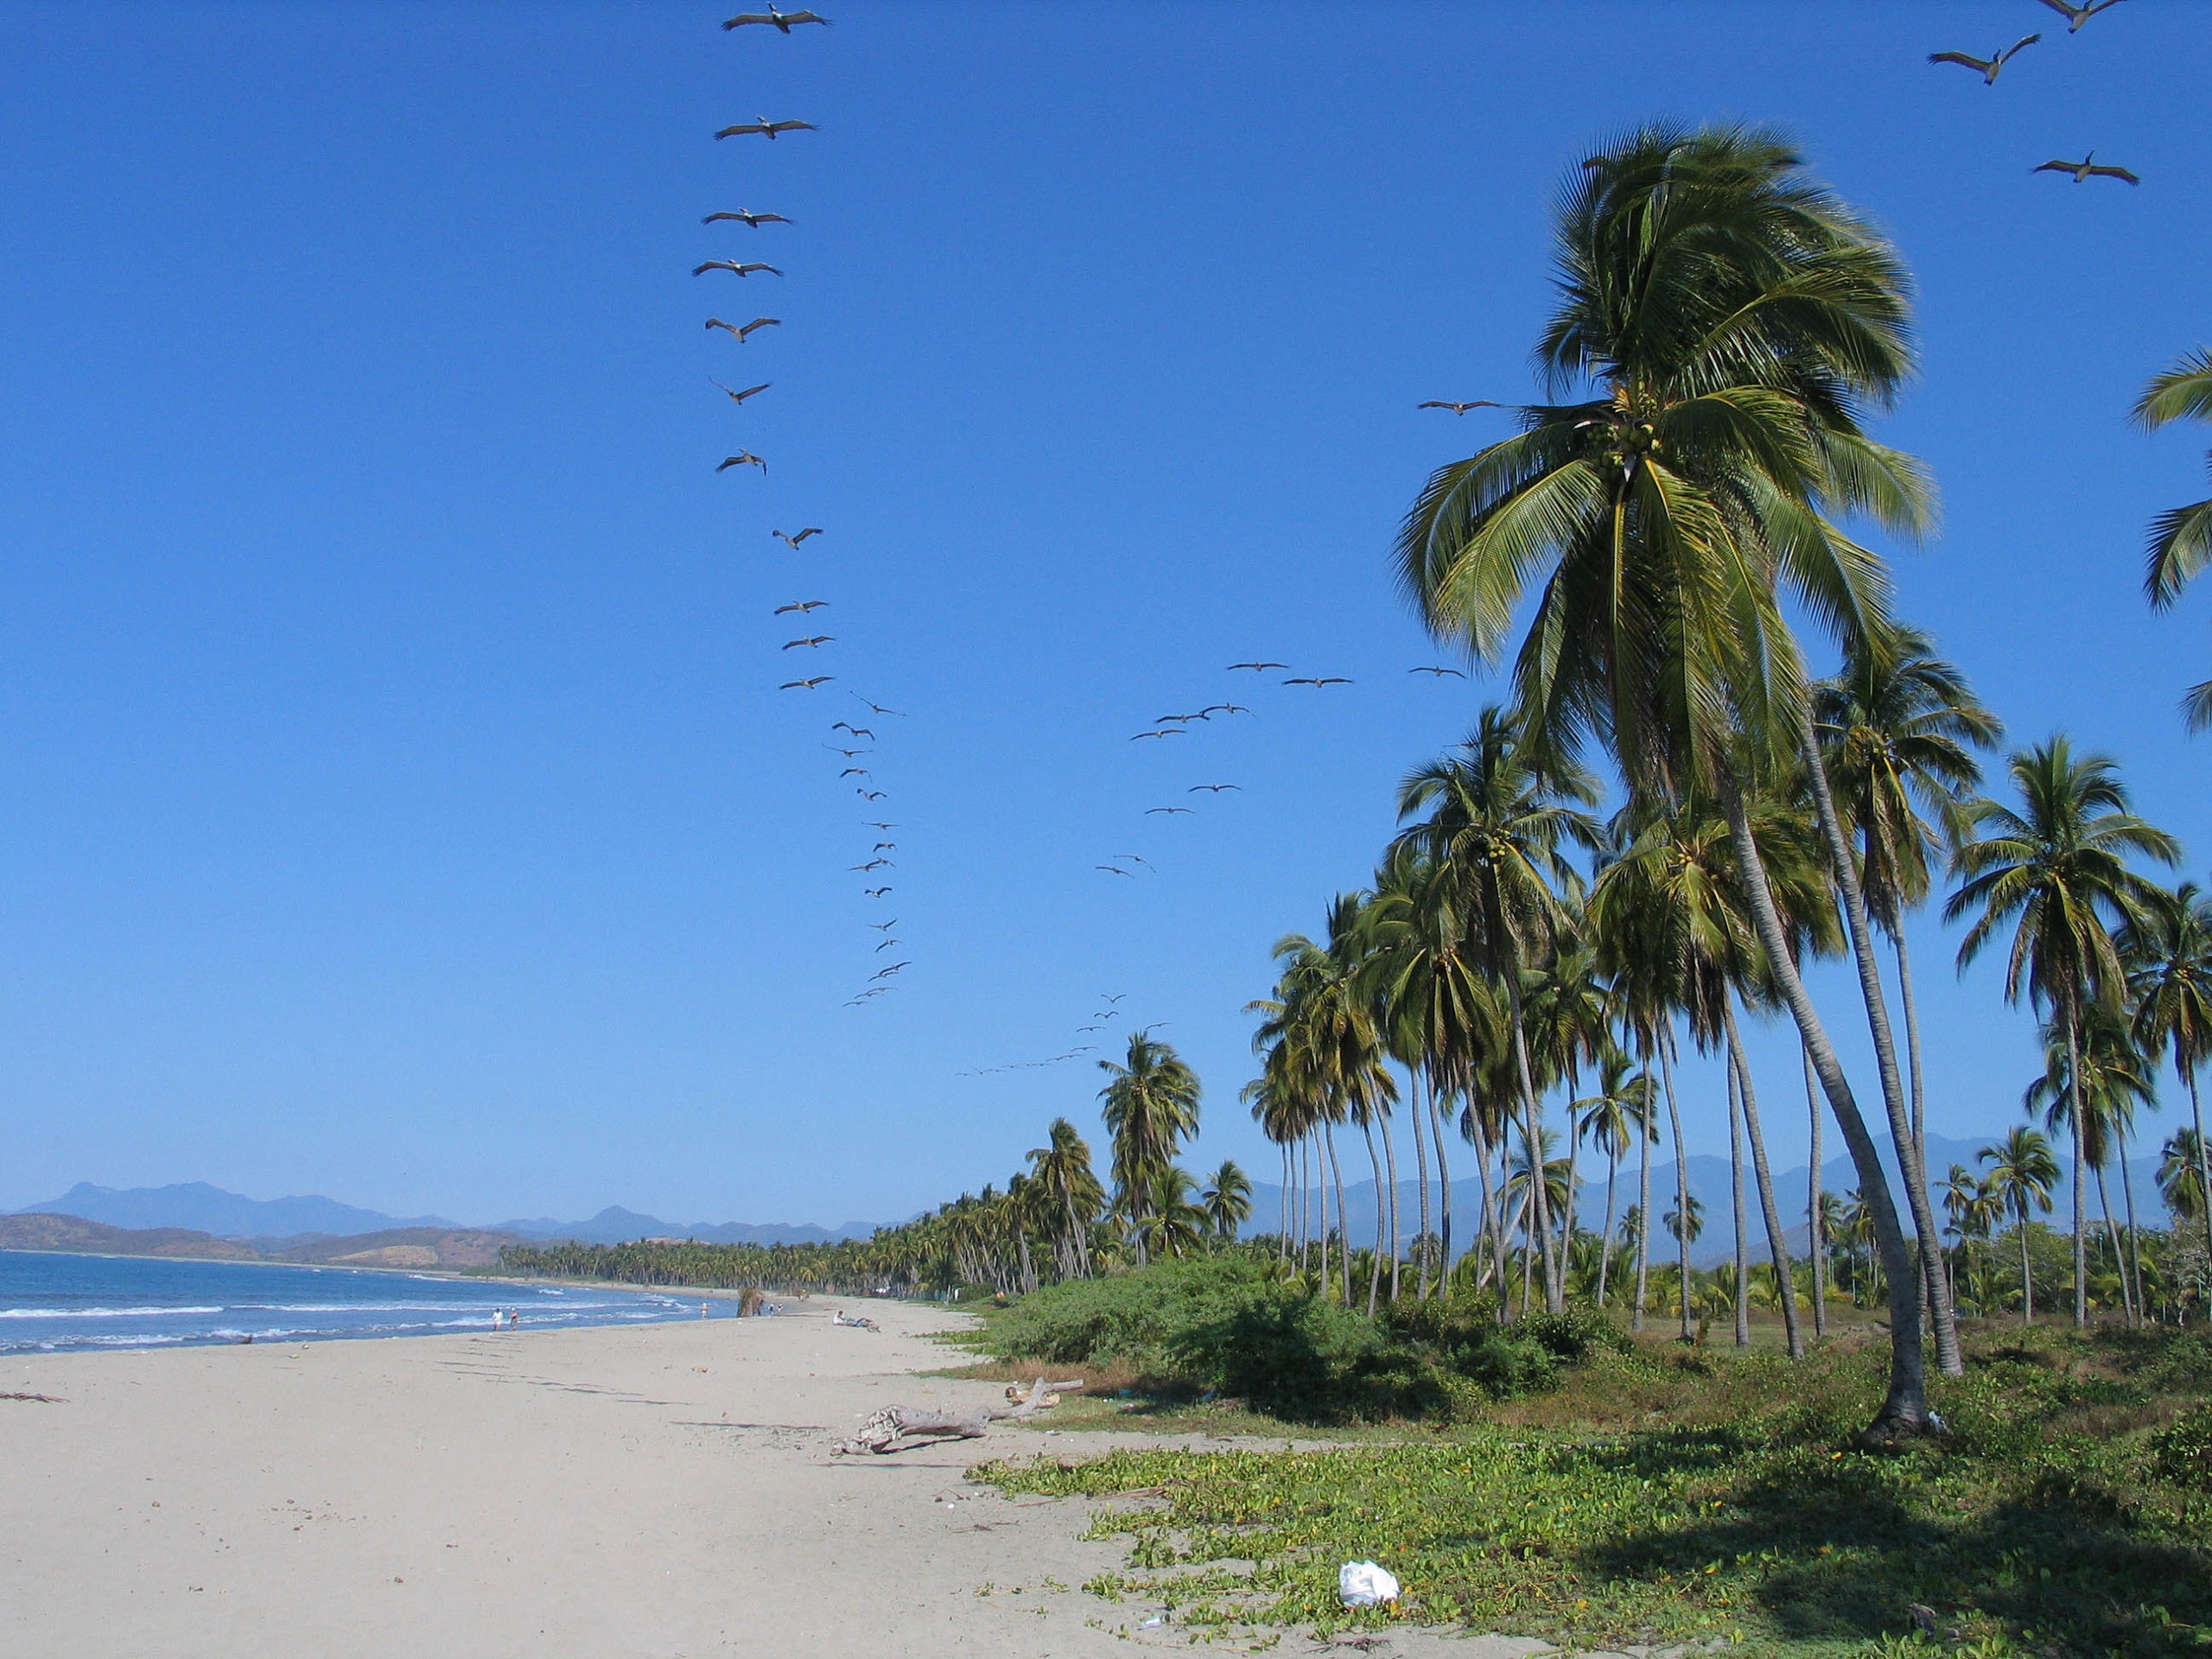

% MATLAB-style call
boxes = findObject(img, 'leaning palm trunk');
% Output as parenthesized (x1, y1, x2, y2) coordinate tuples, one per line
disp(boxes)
(1380, 1110, 1404, 1303)
(2094, 1160, 2131, 1324)
(2016, 1198, 2036, 1326)
(1429, 1085, 1454, 1285)
(1719, 767, 1929, 1433)
(1725, 1001, 1803, 1357)
(1595, 1144, 1620, 1310)
(1466, 1109, 1510, 1322)
(2119, 1130, 2146, 1321)
(1894, 926, 1937, 1344)
(1562, 1094, 1583, 1294)
(1805, 1045, 1827, 1338)
(1728, 1052, 1750, 1347)
(1660, 1033, 1694, 1343)
(1795, 715, 1962, 1379)
(1506, 989, 1563, 1313)
(1633, 1056, 1655, 1332)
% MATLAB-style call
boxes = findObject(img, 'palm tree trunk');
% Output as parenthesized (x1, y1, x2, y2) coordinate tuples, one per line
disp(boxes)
(1505, 979, 1563, 1313)
(2018, 1198, 2035, 1327)
(1380, 1109, 1404, 1303)
(1325, 1122, 1351, 1306)
(2117, 1123, 2145, 1320)
(1727, 1045, 1750, 1348)
(1804, 1045, 1827, 1340)
(1726, 1001, 1804, 1357)
(1596, 1145, 1620, 1310)
(1361, 1118, 1386, 1317)
(2094, 1159, 2130, 1324)
(2064, 998, 2088, 1328)
(1315, 1132, 1329, 1292)
(1277, 1144, 1290, 1269)
(1430, 1084, 1455, 1287)
(1660, 1032, 1694, 1343)
(1467, 1108, 1509, 1322)
(1795, 715, 1962, 1379)
(1409, 1071, 1433, 1299)
(1633, 1055, 1655, 1332)
(1563, 1097, 1583, 1297)
(1717, 764, 1930, 1433)
(2190, 1064, 2212, 1262)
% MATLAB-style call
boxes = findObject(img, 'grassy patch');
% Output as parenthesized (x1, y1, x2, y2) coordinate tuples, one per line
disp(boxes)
(975, 1326, 2212, 1656)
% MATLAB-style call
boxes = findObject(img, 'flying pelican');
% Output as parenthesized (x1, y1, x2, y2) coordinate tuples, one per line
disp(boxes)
(2036, 0, 2125, 31)
(715, 117, 819, 140)
(1928, 35, 2040, 83)
(1417, 399, 1503, 414)
(868, 918, 898, 931)
(780, 676, 832, 690)
(1129, 729, 1185, 741)
(1282, 676, 1352, 687)
(2034, 152, 2140, 184)
(1146, 806, 1195, 815)
(874, 938, 901, 951)
(722, 7, 830, 30)
(1189, 783, 1242, 792)
(773, 599, 827, 615)
(1154, 712, 1208, 723)
(702, 209, 792, 227)
(870, 963, 910, 980)
(717, 452, 767, 474)
(781, 635, 832, 650)
(832, 722, 873, 738)
(714, 379, 771, 405)
(1227, 661, 1287, 672)
(824, 746, 866, 758)
(1408, 665, 1467, 678)
(1200, 703, 1250, 716)
(839, 767, 871, 779)
(864, 821, 899, 830)
(773, 527, 824, 547)
(1095, 865, 1135, 877)
(1112, 854, 1153, 869)
(852, 696, 904, 716)
(858, 789, 887, 801)
(864, 886, 893, 898)
(693, 260, 784, 278)
(872, 842, 896, 852)
(851, 858, 892, 872)
(706, 316, 780, 341)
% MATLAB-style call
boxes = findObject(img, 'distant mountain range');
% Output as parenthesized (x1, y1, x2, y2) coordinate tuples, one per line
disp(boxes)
(1240, 1130, 2182, 1268)
(10, 1182, 880, 1247)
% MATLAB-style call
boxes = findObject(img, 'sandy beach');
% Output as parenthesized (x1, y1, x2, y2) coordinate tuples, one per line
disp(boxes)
(0, 1296, 1159, 1656)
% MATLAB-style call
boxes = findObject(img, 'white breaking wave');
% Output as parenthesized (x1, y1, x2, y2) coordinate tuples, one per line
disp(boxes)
(0, 1305, 225, 1319)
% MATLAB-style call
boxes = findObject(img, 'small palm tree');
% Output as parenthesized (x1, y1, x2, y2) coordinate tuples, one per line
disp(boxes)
(1097, 1032, 1203, 1268)
(2160, 1128, 2210, 1224)
(1948, 736, 2179, 1324)
(1573, 1043, 1656, 1310)
(1200, 1160, 1253, 1242)
(1980, 1126, 2060, 1326)
(2133, 347, 2212, 726)
(1027, 1117, 1106, 1281)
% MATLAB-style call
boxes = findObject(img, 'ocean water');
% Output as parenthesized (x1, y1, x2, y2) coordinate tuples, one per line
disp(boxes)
(0, 1250, 699, 1354)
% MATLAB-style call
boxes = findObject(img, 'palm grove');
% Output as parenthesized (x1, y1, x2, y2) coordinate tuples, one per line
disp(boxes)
(505, 126, 2212, 1443)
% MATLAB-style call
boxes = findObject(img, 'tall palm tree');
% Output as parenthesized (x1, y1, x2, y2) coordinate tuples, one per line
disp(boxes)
(1395, 708, 1597, 1313)
(2122, 880, 2212, 1261)
(1201, 1160, 1253, 1242)
(1096, 1031, 1203, 1268)
(2025, 1001, 2157, 1324)
(1573, 1043, 1655, 1310)
(1979, 1126, 2059, 1326)
(1027, 1117, 1106, 1281)
(1398, 123, 1948, 1434)
(1948, 737, 2178, 1324)
(2133, 348, 2212, 728)
(1815, 626, 1999, 1353)
(2160, 1128, 2210, 1226)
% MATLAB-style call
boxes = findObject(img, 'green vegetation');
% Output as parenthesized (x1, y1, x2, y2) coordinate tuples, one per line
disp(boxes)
(977, 1327, 2212, 1656)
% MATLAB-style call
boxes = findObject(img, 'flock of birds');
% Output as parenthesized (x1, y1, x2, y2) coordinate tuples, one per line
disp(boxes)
(1929, 0, 2143, 186)
(708, 8, 915, 1011)
(702, 0, 2149, 1058)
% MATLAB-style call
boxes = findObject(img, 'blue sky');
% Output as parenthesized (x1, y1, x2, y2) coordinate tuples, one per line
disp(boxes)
(2, 1, 2208, 1228)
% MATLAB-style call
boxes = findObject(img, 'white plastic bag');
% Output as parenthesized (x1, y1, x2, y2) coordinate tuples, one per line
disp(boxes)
(1338, 1560, 1400, 1607)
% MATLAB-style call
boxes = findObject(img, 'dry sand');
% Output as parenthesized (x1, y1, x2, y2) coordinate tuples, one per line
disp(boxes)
(0, 1295, 1554, 1659)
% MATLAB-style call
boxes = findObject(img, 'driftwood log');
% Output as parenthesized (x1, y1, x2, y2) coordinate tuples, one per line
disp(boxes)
(832, 1375, 1084, 1455)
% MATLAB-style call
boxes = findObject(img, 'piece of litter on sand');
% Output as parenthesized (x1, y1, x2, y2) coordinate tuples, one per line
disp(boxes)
(1140, 1614, 1164, 1628)
(1338, 1560, 1400, 1607)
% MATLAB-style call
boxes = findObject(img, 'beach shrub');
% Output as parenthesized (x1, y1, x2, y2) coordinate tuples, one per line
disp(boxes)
(2151, 1402, 2212, 1490)
(975, 1255, 1279, 1376)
